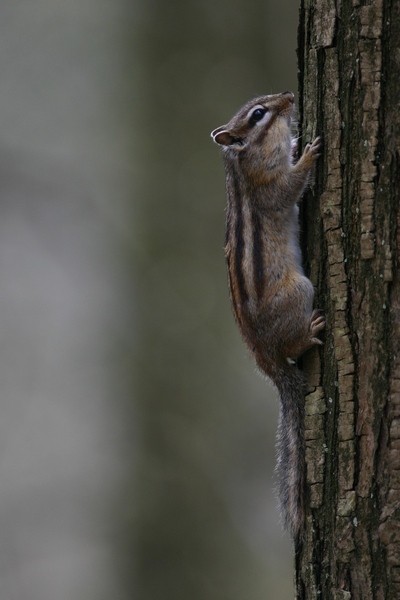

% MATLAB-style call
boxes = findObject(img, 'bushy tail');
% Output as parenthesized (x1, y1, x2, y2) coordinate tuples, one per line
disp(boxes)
(274, 364, 306, 540)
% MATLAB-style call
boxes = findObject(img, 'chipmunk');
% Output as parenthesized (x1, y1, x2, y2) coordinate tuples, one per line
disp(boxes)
(210, 91, 325, 539)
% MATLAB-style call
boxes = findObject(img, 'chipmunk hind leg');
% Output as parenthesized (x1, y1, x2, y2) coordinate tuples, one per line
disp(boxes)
(281, 309, 325, 360)
(270, 276, 324, 359)
(309, 309, 325, 346)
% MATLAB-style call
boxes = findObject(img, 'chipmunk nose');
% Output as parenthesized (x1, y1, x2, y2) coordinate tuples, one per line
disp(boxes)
(282, 91, 295, 103)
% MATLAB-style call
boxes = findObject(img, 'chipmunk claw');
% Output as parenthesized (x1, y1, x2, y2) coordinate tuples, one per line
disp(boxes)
(304, 136, 322, 158)
(310, 309, 325, 340)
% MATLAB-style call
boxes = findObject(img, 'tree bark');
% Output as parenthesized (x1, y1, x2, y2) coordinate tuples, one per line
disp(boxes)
(297, 0, 400, 598)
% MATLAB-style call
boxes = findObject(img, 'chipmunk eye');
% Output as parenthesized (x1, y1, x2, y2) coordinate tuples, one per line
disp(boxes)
(249, 107, 268, 125)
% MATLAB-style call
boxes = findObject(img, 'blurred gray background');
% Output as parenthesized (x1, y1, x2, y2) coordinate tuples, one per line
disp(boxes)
(0, 1, 298, 599)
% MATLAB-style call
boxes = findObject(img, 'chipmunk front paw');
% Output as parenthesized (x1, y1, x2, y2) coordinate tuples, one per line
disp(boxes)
(303, 136, 322, 160)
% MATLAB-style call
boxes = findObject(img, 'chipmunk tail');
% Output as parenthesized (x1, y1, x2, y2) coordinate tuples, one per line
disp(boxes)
(274, 363, 306, 541)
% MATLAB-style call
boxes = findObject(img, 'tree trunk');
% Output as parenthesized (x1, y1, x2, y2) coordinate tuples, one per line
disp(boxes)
(297, 0, 400, 597)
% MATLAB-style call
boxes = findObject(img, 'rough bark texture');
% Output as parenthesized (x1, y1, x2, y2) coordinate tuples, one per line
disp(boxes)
(297, 0, 400, 598)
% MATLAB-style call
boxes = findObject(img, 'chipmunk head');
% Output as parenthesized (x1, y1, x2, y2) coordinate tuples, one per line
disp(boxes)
(210, 92, 295, 172)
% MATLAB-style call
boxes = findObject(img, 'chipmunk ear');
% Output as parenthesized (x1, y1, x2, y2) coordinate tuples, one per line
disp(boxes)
(211, 126, 242, 147)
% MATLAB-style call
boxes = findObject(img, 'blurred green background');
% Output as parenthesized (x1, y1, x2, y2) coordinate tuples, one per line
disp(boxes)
(0, 1, 298, 598)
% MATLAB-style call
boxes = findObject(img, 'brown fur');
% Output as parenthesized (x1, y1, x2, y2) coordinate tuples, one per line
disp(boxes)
(211, 92, 325, 539)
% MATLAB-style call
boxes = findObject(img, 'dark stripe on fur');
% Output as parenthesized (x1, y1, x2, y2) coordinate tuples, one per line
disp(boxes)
(225, 205, 231, 251)
(232, 169, 248, 305)
(251, 208, 264, 301)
